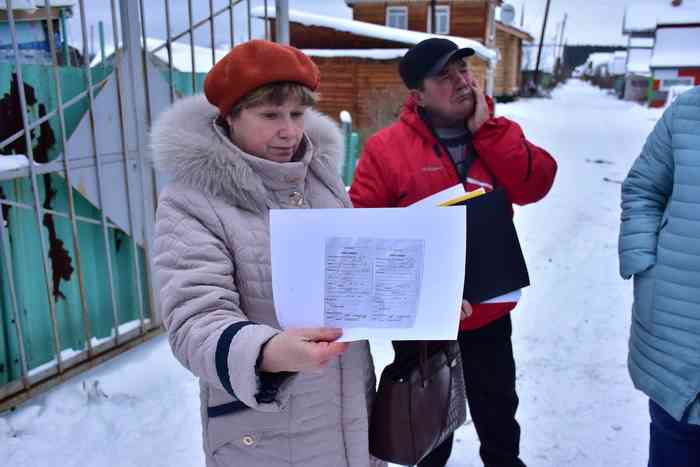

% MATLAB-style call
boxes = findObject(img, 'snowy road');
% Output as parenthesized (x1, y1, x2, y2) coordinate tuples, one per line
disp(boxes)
(0, 80, 664, 467)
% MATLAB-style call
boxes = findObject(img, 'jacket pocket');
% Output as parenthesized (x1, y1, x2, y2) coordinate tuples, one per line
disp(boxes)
(633, 265, 657, 324)
(205, 404, 290, 457)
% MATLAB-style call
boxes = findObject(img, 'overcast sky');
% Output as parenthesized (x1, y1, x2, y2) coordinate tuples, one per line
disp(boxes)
(64, 0, 680, 54)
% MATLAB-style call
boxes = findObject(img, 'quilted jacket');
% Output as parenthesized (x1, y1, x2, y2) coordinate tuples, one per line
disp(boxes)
(619, 86, 700, 424)
(151, 95, 384, 466)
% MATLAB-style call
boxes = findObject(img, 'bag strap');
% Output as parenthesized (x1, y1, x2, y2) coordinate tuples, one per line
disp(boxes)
(418, 342, 429, 387)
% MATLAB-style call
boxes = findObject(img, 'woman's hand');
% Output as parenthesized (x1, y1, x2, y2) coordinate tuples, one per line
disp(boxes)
(259, 327, 349, 373)
(460, 300, 473, 320)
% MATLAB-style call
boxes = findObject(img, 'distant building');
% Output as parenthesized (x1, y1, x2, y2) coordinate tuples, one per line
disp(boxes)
(581, 52, 615, 88)
(609, 50, 628, 97)
(0, 0, 78, 65)
(624, 38, 653, 102)
(622, 0, 700, 105)
(649, 24, 700, 106)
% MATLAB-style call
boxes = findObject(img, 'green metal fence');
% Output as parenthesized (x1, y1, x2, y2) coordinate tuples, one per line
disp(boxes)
(0, 62, 150, 387)
(0, 0, 286, 409)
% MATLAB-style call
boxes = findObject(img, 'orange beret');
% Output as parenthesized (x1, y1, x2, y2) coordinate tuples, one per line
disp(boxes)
(204, 40, 320, 115)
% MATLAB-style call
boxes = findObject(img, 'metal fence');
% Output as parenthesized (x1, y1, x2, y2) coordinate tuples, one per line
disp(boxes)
(0, 0, 287, 411)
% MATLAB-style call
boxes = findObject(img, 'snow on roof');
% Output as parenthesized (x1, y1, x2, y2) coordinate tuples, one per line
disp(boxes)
(623, 1, 700, 33)
(578, 52, 614, 77)
(90, 37, 229, 73)
(251, 6, 498, 63)
(495, 20, 533, 41)
(650, 26, 700, 68)
(627, 47, 652, 75)
(628, 37, 654, 48)
(495, 4, 534, 39)
(302, 48, 408, 60)
(146, 38, 229, 73)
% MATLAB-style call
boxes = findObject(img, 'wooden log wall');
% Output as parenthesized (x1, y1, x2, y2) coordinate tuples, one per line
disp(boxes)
(494, 27, 522, 96)
(312, 55, 488, 131)
(352, 1, 488, 40)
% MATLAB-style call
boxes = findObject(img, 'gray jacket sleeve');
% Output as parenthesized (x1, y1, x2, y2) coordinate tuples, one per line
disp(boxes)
(154, 189, 291, 411)
(619, 103, 675, 279)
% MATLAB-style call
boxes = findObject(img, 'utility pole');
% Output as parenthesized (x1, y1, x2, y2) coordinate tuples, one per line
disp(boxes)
(558, 13, 568, 62)
(533, 0, 552, 91)
(520, 0, 526, 28)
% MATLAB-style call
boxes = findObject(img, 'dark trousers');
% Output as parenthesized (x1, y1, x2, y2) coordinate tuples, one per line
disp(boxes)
(648, 399, 700, 467)
(418, 314, 526, 467)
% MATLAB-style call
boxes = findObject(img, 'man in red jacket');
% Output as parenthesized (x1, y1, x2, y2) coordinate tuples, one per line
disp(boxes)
(350, 38, 557, 467)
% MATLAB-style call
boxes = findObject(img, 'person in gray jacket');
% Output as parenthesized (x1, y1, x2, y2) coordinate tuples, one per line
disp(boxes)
(151, 40, 383, 467)
(619, 86, 700, 467)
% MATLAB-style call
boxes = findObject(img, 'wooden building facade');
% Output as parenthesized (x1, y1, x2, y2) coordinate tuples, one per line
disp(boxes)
(351, 0, 492, 39)
(494, 21, 530, 98)
(310, 53, 488, 132)
(346, 0, 532, 98)
(257, 7, 495, 131)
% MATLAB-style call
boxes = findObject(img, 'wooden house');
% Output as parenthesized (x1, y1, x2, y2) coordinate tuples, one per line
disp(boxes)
(347, 0, 532, 98)
(0, 0, 78, 65)
(649, 24, 700, 106)
(622, 0, 700, 106)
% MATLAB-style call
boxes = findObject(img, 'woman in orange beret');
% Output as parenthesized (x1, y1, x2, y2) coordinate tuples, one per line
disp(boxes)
(150, 40, 383, 467)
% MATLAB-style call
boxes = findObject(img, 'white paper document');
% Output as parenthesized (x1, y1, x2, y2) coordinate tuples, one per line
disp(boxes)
(324, 237, 424, 328)
(270, 208, 466, 341)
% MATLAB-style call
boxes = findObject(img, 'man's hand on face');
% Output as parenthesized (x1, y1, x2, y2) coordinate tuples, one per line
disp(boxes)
(467, 78, 489, 134)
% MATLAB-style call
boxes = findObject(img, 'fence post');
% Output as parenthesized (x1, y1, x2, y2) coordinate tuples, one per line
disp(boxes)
(346, 132, 359, 186)
(120, 0, 159, 327)
(339, 111, 352, 186)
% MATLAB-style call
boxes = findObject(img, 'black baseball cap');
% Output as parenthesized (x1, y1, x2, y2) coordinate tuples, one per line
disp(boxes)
(399, 38, 475, 89)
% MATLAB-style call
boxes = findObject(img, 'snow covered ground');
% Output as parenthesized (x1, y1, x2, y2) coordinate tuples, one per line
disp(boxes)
(0, 80, 665, 467)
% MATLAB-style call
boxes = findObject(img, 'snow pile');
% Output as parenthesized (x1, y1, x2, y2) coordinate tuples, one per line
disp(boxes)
(581, 52, 614, 77)
(250, 6, 498, 63)
(623, 0, 700, 33)
(627, 47, 653, 75)
(650, 26, 700, 68)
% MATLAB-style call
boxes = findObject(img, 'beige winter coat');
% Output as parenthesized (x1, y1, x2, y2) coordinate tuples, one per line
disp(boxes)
(151, 96, 382, 467)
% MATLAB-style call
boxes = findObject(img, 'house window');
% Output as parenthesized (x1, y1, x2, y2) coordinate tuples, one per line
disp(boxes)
(427, 5, 450, 34)
(386, 6, 408, 30)
(659, 77, 693, 90)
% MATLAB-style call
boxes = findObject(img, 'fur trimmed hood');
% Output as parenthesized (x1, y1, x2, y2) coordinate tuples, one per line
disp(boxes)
(150, 95, 345, 212)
